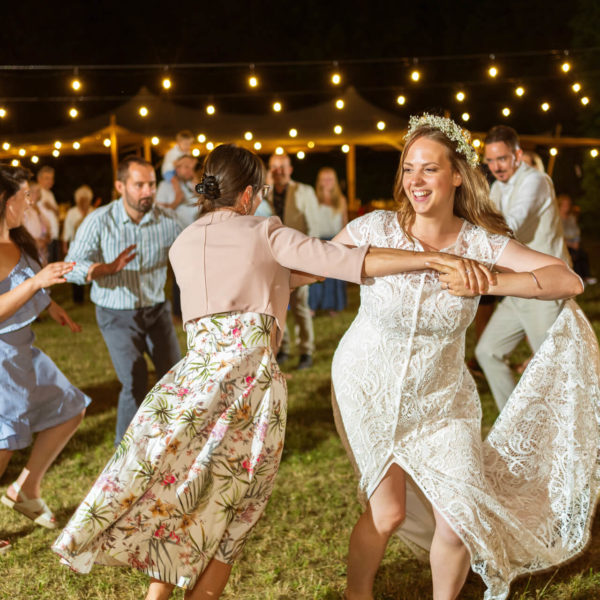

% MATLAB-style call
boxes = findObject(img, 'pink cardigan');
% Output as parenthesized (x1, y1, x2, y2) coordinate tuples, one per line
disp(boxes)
(169, 211, 368, 344)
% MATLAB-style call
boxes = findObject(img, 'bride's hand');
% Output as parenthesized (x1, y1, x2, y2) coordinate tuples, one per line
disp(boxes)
(425, 255, 496, 296)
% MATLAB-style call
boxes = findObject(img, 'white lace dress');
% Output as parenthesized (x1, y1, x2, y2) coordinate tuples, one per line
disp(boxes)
(331, 210, 600, 600)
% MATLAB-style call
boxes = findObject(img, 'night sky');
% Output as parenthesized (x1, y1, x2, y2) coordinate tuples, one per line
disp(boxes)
(0, 0, 597, 202)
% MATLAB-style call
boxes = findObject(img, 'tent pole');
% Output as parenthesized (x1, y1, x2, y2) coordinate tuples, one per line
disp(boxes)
(143, 137, 152, 162)
(346, 144, 357, 215)
(109, 114, 119, 181)
(546, 123, 562, 178)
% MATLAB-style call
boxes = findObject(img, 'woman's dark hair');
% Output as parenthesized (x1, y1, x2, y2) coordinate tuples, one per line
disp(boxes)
(0, 164, 41, 264)
(196, 144, 265, 212)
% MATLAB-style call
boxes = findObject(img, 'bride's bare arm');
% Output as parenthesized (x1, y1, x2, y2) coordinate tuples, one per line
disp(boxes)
(487, 240, 583, 300)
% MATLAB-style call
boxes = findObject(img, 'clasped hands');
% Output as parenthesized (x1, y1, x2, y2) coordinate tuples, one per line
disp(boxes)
(425, 254, 496, 297)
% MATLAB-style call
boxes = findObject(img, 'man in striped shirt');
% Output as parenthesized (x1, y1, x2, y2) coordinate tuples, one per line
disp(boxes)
(65, 156, 182, 445)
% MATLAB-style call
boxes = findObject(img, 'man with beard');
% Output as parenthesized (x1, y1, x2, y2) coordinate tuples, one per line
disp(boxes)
(474, 125, 569, 412)
(65, 156, 181, 444)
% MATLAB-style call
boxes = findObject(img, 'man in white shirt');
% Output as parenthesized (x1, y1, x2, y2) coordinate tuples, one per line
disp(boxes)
(255, 152, 320, 369)
(156, 154, 199, 229)
(475, 125, 570, 411)
(37, 166, 61, 262)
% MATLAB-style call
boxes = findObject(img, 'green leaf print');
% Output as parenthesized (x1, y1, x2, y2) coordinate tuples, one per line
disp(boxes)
(147, 397, 175, 425)
(247, 315, 271, 346)
(109, 429, 133, 465)
(148, 536, 177, 584)
(78, 498, 112, 529)
(132, 460, 156, 486)
(177, 469, 214, 514)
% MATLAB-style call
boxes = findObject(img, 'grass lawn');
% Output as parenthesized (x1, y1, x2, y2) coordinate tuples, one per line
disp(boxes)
(1, 255, 600, 599)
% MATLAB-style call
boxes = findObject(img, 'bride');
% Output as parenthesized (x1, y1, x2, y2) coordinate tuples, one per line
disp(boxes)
(331, 114, 598, 600)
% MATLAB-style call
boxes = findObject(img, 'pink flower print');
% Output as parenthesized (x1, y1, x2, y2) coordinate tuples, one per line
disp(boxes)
(232, 327, 241, 337)
(177, 388, 190, 398)
(169, 532, 180, 544)
(245, 376, 254, 385)
(242, 459, 254, 475)
(154, 524, 166, 538)
(161, 474, 176, 486)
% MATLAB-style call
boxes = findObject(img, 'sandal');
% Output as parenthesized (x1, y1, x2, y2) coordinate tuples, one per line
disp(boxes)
(1, 482, 57, 529)
(0, 540, 11, 555)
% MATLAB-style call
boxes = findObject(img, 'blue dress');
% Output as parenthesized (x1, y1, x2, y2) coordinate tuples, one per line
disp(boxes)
(0, 253, 91, 450)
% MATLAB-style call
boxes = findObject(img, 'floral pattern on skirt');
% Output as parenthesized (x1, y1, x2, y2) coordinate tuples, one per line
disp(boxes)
(52, 312, 287, 589)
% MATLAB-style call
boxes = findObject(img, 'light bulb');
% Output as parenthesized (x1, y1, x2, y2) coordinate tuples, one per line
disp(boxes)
(341, 144, 350, 153)
(461, 112, 470, 122)
(335, 99, 345, 109)
(253, 141, 262, 150)
(410, 70, 420, 82)
(488, 66, 498, 78)
(456, 91, 465, 102)
(289, 128, 298, 138)
(162, 77, 172, 90)
(334, 125, 343, 134)
(297, 151, 305, 159)
(376, 121, 386, 130)
(71, 78, 81, 91)
(549, 147, 558, 156)
(73, 142, 81, 150)
(151, 136, 160, 145)
(206, 104, 215, 115)
(515, 86, 525, 97)
(139, 106, 149, 117)
(103, 138, 111, 147)
(197, 134, 206, 143)
(331, 72, 341, 85)
(502, 107, 511, 117)
(69, 107, 78, 118)
(272, 101, 282, 112)
(396, 95, 406, 105)
(244, 131, 253, 141)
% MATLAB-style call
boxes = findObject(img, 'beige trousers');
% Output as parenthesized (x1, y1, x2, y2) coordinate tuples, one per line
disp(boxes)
(280, 284, 314, 355)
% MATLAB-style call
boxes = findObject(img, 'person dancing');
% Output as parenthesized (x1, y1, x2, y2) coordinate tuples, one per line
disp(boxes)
(51, 144, 461, 599)
(331, 114, 596, 600)
(0, 166, 90, 554)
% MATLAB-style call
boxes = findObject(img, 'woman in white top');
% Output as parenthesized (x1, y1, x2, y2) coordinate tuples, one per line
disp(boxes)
(331, 114, 595, 600)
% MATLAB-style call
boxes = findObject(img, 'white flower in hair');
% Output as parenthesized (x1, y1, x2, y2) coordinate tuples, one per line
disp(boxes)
(406, 113, 479, 168)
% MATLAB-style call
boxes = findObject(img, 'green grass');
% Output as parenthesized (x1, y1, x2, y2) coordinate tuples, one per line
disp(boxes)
(1, 255, 600, 599)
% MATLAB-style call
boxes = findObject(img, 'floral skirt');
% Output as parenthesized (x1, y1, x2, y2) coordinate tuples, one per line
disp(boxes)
(52, 312, 287, 589)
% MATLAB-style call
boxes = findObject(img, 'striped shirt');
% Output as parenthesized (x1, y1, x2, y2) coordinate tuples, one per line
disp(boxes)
(65, 199, 181, 309)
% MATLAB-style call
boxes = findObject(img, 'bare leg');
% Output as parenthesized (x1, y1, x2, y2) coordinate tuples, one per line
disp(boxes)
(145, 579, 175, 600)
(0, 450, 14, 480)
(5, 411, 85, 501)
(430, 508, 470, 600)
(345, 464, 406, 600)
(184, 558, 232, 599)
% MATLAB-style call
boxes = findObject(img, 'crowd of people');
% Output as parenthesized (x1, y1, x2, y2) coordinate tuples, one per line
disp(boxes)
(0, 118, 599, 600)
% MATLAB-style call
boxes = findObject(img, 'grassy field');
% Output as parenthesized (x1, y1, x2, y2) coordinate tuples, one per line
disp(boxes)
(1, 258, 600, 599)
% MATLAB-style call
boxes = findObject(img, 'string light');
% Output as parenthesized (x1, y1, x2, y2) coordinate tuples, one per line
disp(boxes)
(206, 104, 216, 115)
(515, 86, 525, 96)
(18, 148, 25, 156)
(139, 106, 149, 117)
(248, 75, 259, 88)
(0, 108, 6, 118)
(54, 141, 62, 149)
(103, 138, 111, 147)
(572, 82, 581, 93)
(501, 107, 511, 117)
(488, 66, 498, 78)
(549, 147, 558, 156)
(297, 151, 305, 159)
(461, 112, 470, 121)
(561, 61, 571, 73)
(244, 131, 253, 141)
(410, 70, 420, 82)
(2, 142, 9, 150)
(206, 142, 214, 150)
(289, 128, 298, 138)
(69, 107, 78, 118)
(376, 121, 386, 130)
(73, 142, 80, 150)
(31, 155, 39, 163)
(11, 159, 19, 166)
(333, 125, 343, 134)
(197, 134, 206, 143)
(541, 102, 550, 112)
(331, 72, 342, 85)
(581, 96, 590, 105)
(591, 149, 598, 158)
(341, 144, 350, 153)
(455, 91, 466, 102)
(473, 139, 481, 148)
(151, 136, 160, 145)
(307, 141, 315, 149)
(335, 99, 345, 109)
(71, 78, 81, 91)
(52, 149, 59, 157)
(192, 148, 200, 157)
(162, 77, 172, 90)
(272, 101, 282, 112)
(253, 141, 262, 151)
(275, 146, 284, 155)
(396, 95, 406, 105)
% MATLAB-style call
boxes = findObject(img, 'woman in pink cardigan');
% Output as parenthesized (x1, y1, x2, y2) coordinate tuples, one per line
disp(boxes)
(53, 144, 495, 600)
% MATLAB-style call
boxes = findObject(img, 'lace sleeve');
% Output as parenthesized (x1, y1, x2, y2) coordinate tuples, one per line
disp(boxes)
(346, 211, 390, 246)
(460, 224, 511, 269)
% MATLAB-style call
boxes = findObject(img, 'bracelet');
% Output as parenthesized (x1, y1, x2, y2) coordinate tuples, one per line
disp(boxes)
(529, 271, 541, 289)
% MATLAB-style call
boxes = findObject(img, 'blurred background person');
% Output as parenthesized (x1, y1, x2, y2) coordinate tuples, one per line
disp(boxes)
(22, 182, 50, 265)
(521, 150, 544, 172)
(36, 166, 61, 262)
(558, 193, 595, 285)
(161, 130, 194, 211)
(62, 185, 95, 304)
(309, 167, 349, 316)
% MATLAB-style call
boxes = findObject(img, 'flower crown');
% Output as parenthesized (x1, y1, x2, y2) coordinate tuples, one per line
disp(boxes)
(405, 113, 479, 168)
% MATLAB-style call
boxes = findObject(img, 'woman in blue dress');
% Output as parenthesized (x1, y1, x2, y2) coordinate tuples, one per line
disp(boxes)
(0, 165, 90, 554)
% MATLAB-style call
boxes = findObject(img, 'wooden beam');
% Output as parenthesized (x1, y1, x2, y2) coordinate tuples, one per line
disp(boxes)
(109, 115, 119, 182)
(346, 144, 358, 214)
(143, 137, 152, 161)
